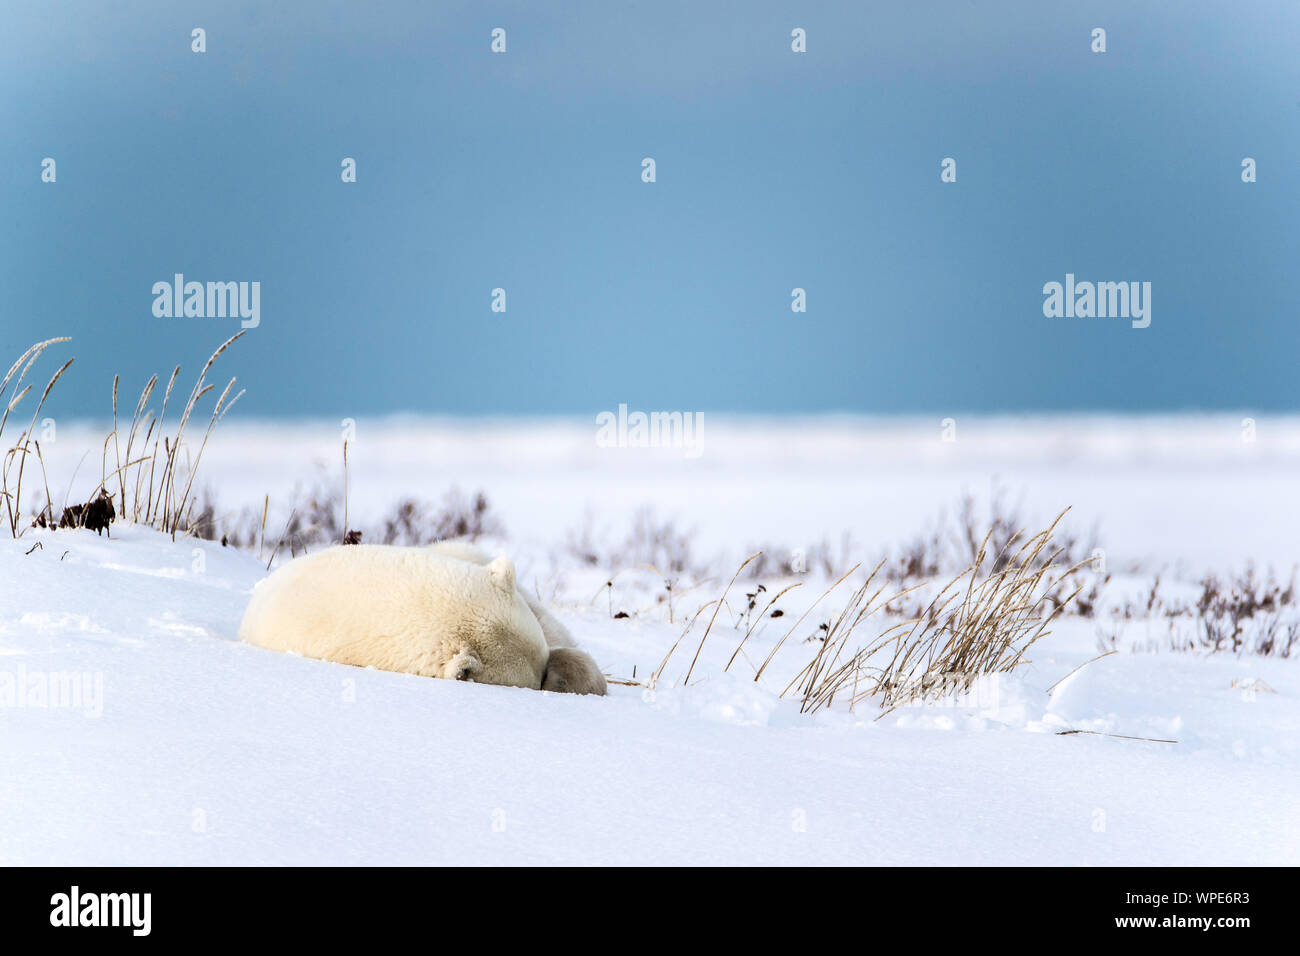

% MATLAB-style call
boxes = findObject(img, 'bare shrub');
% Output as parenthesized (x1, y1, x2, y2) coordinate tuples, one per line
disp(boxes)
(731, 489, 1100, 591)
(249, 483, 505, 561)
(1190, 567, 1297, 657)
(205, 495, 266, 551)
(743, 533, 856, 580)
(379, 488, 503, 545)
(619, 507, 696, 575)
(1068, 572, 1109, 618)
(563, 510, 602, 567)
(891, 526, 944, 581)
(565, 506, 700, 577)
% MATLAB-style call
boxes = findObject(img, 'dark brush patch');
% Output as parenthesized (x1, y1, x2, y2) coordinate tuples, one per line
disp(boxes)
(39, 489, 116, 536)
(82, 490, 115, 535)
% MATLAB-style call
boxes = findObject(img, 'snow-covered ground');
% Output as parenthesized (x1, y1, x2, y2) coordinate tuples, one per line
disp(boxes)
(2, 415, 1298, 865)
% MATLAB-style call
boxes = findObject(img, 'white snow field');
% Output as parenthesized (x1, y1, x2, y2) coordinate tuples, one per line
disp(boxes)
(2, 415, 1298, 865)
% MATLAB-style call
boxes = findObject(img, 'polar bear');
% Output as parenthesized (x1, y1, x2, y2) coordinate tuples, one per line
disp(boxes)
(238, 545, 549, 689)
(428, 541, 608, 696)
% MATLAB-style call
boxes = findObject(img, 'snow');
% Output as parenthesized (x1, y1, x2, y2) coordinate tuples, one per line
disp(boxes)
(2, 416, 1298, 865)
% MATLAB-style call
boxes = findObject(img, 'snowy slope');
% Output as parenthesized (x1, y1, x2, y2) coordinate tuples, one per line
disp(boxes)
(2, 498, 1297, 865)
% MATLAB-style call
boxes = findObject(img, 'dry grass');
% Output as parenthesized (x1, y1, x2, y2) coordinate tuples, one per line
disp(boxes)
(1, 338, 74, 535)
(818, 509, 1084, 714)
(3, 334, 246, 539)
(132, 332, 247, 537)
(648, 509, 1085, 715)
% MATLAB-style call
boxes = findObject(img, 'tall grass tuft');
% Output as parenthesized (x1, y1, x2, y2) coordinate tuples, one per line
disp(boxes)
(842, 509, 1084, 714)
(2, 333, 246, 539)
(658, 509, 1084, 715)
(1, 338, 73, 536)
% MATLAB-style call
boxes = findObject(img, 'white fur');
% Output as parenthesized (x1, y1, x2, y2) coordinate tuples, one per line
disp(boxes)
(238, 545, 549, 689)
(427, 541, 575, 649)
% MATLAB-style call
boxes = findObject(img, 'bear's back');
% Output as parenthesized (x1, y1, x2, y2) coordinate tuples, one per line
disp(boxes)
(239, 545, 551, 688)
(239, 545, 480, 673)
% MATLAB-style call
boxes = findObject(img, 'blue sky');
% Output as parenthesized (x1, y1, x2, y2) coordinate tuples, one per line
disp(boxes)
(3, 1, 1297, 418)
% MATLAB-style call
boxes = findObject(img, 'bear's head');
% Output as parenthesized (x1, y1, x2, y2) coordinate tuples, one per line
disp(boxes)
(438, 555, 549, 690)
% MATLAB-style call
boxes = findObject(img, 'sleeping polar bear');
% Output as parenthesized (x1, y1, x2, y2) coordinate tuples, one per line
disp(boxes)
(238, 541, 606, 695)
(239, 545, 549, 688)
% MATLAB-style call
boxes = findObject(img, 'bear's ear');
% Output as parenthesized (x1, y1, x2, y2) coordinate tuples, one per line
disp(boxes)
(486, 556, 516, 593)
